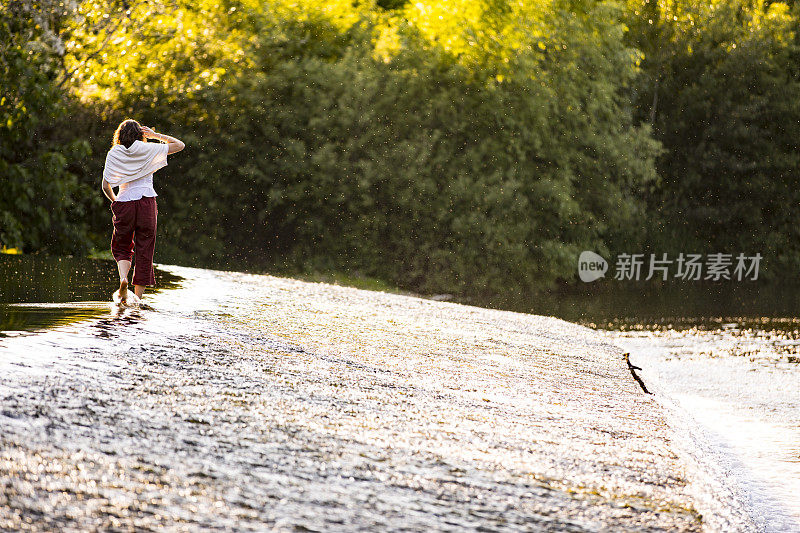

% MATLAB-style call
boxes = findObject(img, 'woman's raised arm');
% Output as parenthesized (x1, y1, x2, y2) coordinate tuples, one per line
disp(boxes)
(141, 126, 185, 154)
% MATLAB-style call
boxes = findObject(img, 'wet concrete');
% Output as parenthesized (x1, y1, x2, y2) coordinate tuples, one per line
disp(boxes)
(0, 266, 705, 531)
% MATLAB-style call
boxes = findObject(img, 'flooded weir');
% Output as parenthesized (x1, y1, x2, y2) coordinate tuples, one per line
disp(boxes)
(0, 265, 757, 531)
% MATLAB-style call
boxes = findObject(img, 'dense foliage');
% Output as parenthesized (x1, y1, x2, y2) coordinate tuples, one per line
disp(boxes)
(3, 0, 800, 296)
(0, 1, 93, 253)
(624, 0, 800, 280)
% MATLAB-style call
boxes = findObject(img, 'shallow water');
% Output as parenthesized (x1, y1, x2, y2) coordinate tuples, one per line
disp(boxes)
(0, 255, 181, 335)
(1, 264, 704, 531)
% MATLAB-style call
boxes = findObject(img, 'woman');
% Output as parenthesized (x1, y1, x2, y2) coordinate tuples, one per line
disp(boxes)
(102, 119, 185, 304)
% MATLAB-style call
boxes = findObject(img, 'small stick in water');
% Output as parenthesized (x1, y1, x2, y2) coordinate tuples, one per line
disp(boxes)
(625, 352, 651, 394)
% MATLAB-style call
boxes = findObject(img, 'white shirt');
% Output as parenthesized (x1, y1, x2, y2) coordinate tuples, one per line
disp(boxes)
(117, 173, 157, 202)
(103, 140, 169, 202)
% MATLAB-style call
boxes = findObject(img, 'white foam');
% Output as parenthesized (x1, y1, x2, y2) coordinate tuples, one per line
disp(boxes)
(112, 288, 141, 307)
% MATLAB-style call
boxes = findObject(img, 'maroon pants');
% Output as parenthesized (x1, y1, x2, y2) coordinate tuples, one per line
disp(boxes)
(111, 197, 157, 286)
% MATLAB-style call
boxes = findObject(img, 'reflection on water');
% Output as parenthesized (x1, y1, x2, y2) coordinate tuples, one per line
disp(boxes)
(92, 306, 146, 337)
(0, 255, 181, 334)
(500, 281, 800, 327)
(1, 303, 112, 336)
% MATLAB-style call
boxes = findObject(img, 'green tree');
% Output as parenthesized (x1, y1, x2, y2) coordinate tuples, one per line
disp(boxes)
(0, 0, 669, 299)
(57, 0, 662, 297)
(625, 0, 800, 278)
(0, 1, 93, 253)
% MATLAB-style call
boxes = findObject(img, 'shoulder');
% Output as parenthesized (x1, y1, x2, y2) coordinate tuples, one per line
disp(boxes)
(106, 144, 122, 159)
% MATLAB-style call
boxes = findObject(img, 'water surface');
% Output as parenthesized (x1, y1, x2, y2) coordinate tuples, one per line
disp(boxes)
(0, 266, 705, 531)
(1, 259, 797, 531)
(0, 255, 181, 335)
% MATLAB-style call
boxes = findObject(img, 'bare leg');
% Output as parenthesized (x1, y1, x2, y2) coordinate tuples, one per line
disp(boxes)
(116, 260, 131, 281)
(116, 260, 131, 303)
(134, 285, 145, 299)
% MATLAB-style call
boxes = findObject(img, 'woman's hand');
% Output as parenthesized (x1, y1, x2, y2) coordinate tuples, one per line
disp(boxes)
(141, 126, 157, 139)
(102, 179, 117, 203)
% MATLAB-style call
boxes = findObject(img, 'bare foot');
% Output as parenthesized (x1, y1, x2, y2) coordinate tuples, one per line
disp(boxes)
(119, 279, 128, 304)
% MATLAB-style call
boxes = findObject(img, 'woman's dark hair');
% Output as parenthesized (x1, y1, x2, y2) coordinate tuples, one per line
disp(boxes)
(112, 119, 144, 148)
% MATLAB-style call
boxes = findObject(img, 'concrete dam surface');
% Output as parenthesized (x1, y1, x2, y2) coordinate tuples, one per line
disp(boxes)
(0, 266, 744, 531)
